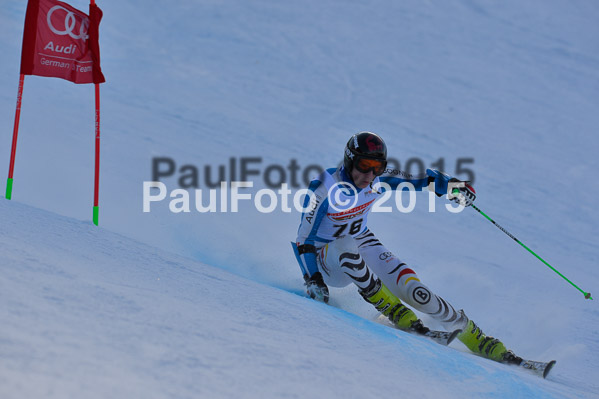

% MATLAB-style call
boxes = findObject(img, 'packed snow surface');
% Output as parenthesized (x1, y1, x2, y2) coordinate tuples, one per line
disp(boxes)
(1, 0, 598, 398)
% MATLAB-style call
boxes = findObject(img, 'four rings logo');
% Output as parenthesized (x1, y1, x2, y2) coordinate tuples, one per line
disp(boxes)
(379, 251, 394, 261)
(47, 5, 89, 40)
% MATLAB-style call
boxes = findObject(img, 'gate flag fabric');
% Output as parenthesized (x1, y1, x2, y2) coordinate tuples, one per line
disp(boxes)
(20, 0, 105, 84)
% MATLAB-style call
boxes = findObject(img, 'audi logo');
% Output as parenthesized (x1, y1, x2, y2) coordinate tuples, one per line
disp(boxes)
(47, 5, 89, 40)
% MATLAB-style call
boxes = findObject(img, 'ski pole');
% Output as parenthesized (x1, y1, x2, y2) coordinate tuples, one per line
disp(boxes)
(470, 203, 593, 301)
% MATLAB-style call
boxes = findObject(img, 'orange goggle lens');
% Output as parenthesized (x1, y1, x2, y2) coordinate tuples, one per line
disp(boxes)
(354, 157, 387, 175)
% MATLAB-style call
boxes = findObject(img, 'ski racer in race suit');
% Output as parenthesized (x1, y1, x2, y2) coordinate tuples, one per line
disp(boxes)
(292, 131, 518, 362)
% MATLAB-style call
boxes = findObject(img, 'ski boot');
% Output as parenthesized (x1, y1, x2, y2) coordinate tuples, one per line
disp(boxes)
(360, 279, 460, 345)
(457, 315, 509, 361)
(359, 278, 418, 330)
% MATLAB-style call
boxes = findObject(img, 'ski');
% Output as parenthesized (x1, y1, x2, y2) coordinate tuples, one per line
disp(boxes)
(514, 359, 556, 378)
(410, 326, 462, 346)
(503, 351, 556, 378)
(376, 315, 461, 346)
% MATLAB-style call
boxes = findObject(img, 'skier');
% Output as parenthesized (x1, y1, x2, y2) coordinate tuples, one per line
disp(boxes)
(292, 131, 520, 363)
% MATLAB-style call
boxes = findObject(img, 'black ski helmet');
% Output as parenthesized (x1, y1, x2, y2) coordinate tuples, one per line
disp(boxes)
(343, 131, 388, 174)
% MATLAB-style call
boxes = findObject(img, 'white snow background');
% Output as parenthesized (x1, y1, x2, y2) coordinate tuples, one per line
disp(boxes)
(1, 0, 598, 398)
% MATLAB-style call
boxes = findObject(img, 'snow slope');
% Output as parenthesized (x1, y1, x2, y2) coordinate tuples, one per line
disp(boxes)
(1, 0, 598, 397)
(0, 200, 588, 399)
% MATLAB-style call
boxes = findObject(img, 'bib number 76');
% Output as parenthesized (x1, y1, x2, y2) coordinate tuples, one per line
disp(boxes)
(333, 219, 363, 238)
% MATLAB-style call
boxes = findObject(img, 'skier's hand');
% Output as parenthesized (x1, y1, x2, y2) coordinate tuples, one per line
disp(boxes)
(448, 180, 476, 207)
(426, 169, 475, 206)
(305, 272, 329, 303)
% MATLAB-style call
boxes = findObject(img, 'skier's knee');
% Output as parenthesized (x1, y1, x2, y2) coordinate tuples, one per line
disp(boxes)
(318, 235, 361, 275)
(333, 235, 359, 257)
(333, 236, 364, 271)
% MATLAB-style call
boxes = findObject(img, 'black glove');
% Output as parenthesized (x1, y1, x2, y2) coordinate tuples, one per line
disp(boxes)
(448, 179, 476, 207)
(304, 272, 329, 303)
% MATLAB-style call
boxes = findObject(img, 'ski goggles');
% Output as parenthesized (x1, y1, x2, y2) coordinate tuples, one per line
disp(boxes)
(354, 156, 387, 176)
